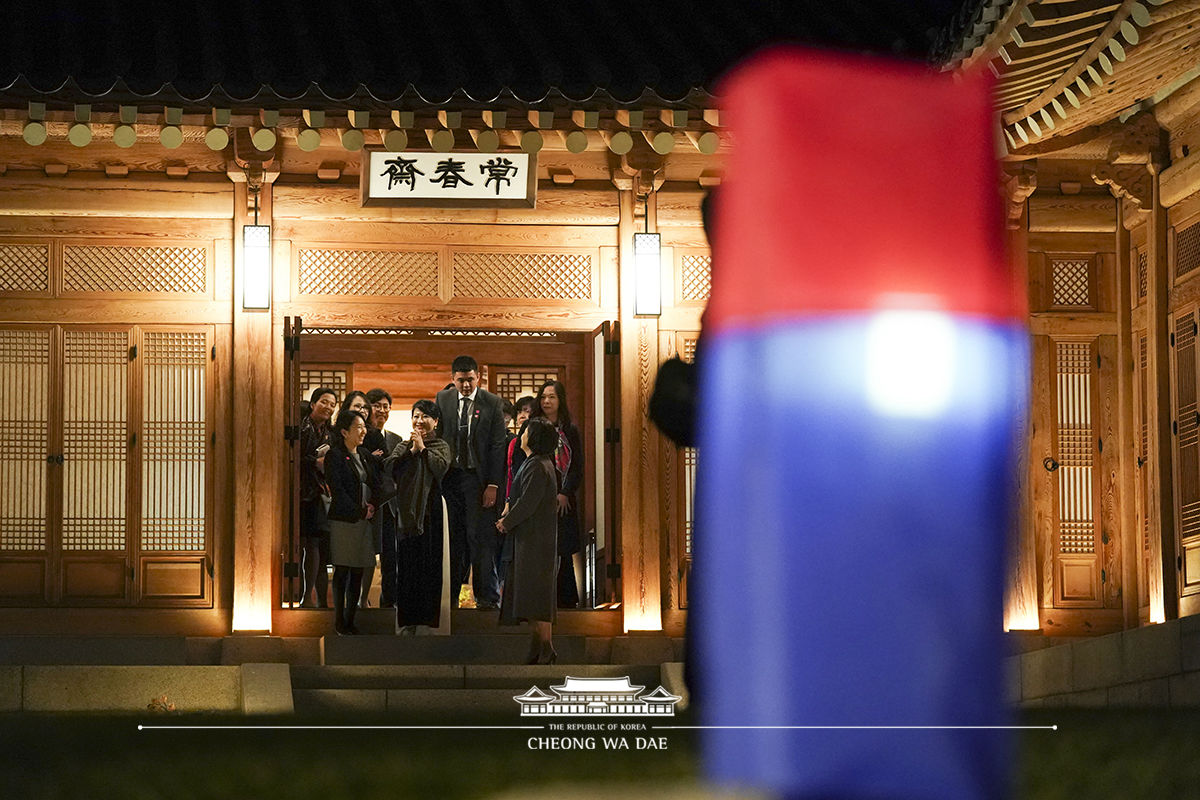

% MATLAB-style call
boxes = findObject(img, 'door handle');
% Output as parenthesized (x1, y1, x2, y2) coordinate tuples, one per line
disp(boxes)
(1042, 457, 1060, 472)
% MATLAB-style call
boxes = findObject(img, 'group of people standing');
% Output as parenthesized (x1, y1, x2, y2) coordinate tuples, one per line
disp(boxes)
(296, 354, 583, 663)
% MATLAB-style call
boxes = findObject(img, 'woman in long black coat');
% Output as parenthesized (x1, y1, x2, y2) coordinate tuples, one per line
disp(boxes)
(387, 399, 452, 633)
(497, 417, 561, 664)
(299, 387, 338, 608)
(531, 379, 584, 608)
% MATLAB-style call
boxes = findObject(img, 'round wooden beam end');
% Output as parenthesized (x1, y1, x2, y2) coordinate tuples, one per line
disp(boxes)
(67, 123, 92, 147)
(565, 130, 589, 153)
(340, 129, 364, 151)
(296, 128, 323, 151)
(382, 129, 408, 151)
(205, 127, 230, 151)
(607, 130, 633, 154)
(649, 131, 675, 154)
(695, 131, 719, 154)
(22, 121, 47, 146)
(113, 124, 138, 148)
(431, 129, 455, 152)
(473, 129, 499, 153)
(160, 125, 184, 149)
(252, 128, 278, 151)
(520, 130, 543, 153)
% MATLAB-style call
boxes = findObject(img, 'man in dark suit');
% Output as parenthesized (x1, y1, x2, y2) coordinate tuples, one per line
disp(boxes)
(436, 355, 507, 609)
(365, 388, 402, 607)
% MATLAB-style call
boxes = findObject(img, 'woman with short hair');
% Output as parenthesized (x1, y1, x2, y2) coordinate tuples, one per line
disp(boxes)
(388, 399, 452, 634)
(496, 417, 561, 663)
(326, 409, 378, 635)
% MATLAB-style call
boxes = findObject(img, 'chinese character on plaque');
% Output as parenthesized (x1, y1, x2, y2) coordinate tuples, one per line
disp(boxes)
(362, 151, 537, 208)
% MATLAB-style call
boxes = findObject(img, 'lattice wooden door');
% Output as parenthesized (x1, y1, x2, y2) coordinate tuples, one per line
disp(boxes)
(1047, 337, 1104, 608)
(0, 324, 212, 606)
(1172, 308, 1200, 602)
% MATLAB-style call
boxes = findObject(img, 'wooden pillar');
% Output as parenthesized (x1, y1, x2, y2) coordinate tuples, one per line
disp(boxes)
(1006, 204, 1040, 630)
(1116, 202, 1140, 628)
(229, 172, 279, 632)
(618, 188, 663, 631)
(1147, 170, 1176, 622)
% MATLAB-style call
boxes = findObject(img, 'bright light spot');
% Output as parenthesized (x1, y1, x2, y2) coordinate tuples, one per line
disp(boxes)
(865, 310, 956, 418)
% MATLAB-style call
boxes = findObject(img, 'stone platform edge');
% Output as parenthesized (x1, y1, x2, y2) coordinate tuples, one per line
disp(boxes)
(0, 663, 293, 714)
(1008, 614, 1200, 708)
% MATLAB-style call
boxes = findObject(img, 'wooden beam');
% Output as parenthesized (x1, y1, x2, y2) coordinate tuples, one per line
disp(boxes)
(1160, 150, 1200, 207)
(271, 183, 619, 226)
(1028, 194, 1116, 231)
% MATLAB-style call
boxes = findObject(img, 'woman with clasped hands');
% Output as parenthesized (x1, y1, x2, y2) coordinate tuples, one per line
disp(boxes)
(496, 417, 561, 664)
(388, 399, 452, 634)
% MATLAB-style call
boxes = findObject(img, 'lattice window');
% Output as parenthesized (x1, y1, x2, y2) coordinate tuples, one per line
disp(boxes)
(492, 369, 559, 407)
(453, 252, 592, 299)
(1051, 259, 1090, 307)
(62, 331, 128, 551)
(301, 327, 556, 337)
(1179, 221, 1200, 280)
(300, 369, 348, 406)
(141, 332, 207, 552)
(297, 249, 439, 297)
(681, 254, 712, 301)
(0, 244, 50, 293)
(683, 447, 697, 559)
(682, 338, 698, 364)
(1056, 341, 1094, 555)
(62, 246, 206, 294)
(1137, 249, 1147, 301)
(0, 329, 51, 550)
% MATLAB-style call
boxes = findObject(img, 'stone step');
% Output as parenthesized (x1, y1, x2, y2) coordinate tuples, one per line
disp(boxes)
(294, 687, 522, 716)
(0, 636, 190, 665)
(291, 664, 663, 690)
(322, 634, 685, 665)
(322, 634, 597, 665)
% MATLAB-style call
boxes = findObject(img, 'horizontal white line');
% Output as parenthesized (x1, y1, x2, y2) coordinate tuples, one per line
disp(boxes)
(652, 725, 1058, 731)
(138, 725, 545, 731)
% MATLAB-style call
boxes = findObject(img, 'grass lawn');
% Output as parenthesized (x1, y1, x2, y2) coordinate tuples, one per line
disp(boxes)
(6, 709, 1200, 798)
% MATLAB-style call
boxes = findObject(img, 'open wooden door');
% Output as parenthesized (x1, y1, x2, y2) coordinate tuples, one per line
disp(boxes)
(282, 316, 301, 608)
(585, 321, 618, 606)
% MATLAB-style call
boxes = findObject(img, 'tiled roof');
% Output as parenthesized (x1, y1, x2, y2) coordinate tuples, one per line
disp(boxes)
(0, 0, 968, 109)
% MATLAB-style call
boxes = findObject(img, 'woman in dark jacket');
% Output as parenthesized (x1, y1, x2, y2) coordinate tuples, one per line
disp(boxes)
(387, 399, 452, 634)
(299, 387, 338, 608)
(497, 417, 561, 664)
(531, 379, 584, 608)
(325, 409, 377, 635)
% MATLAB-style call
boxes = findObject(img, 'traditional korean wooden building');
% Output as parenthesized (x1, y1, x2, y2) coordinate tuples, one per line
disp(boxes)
(939, 0, 1200, 635)
(3, 0, 1198, 649)
(0, 0, 960, 640)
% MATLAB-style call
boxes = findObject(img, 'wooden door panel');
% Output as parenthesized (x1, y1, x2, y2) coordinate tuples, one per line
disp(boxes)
(141, 558, 207, 600)
(61, 557, 128, 602)
(135, 327, 213, 606)
(0, 561, 46, 599)
(1050, 337, 1102, 608)
(0, 326, 53, 602)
